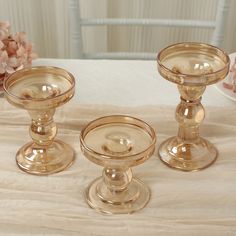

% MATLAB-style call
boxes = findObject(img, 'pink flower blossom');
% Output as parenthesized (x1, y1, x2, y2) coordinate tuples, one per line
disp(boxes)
(13, 32, 27, 46)
(0, 50, 18, 74)
(223, 57, 236, 93)
(0, 21, 37, 76)
(0, 40, 4, 49)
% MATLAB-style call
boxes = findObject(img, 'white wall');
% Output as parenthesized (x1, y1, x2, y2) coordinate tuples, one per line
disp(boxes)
(0, 0, 235, 58)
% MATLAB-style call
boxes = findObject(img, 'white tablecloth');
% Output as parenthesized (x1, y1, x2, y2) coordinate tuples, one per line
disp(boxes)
(0, 59, 235, 235)
(33, 59, 236, 107)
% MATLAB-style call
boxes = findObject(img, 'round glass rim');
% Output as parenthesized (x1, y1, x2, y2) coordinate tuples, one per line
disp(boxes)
(80, 115, 157, 160)
(3, 66, 76, 102)
(157, 42, 230, 78)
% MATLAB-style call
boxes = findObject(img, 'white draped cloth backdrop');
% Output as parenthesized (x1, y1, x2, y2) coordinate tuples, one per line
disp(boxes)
(0, 0, 235, 58)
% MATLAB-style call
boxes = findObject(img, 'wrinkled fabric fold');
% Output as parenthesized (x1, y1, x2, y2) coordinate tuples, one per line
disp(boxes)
(0, 100, 235, 235)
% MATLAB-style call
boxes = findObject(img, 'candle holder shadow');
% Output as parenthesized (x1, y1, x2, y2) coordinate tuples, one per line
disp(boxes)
(80, 115, 156, 214)
(4, 66, 75, 175)
(157, 42, 230, 171)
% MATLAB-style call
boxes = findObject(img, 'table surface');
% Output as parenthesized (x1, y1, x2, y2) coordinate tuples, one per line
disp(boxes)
(33, 58, 236, 107)
(0, 59, 236, 236)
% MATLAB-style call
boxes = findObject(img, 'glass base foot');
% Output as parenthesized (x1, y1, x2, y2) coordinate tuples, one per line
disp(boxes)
(158, 137, 218, 171)
(16, 139, 75, 175)
(85, 177, 150, 214)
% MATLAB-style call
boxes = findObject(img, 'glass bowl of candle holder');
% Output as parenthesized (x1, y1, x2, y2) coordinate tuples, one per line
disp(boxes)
(80, 115, 156, 214)
(157, 42, 230, 171)
(4, 66, 75, 175)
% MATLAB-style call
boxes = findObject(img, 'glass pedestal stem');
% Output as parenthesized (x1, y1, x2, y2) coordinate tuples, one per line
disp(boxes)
(103, 167, 132, 192)
(29, 109, 57, 147)
(15, 108, 74, 175)
(159, 85, 218, 171)
(176, 84, 205, 142)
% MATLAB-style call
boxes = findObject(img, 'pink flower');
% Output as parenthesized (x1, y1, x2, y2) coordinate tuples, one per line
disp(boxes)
(6, 40, 18, 56)
(0, 40, 4, 49)
(0, 50, 18, 74)
(224, 57, 236, 93)
(0, 21, 37, 77)
(13, 32, 27, 46)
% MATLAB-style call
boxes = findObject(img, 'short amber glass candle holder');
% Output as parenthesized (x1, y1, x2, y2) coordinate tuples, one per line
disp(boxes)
(4, 66, 75, 175)
(157, 42, 230, 171)
(80, 115, 156, 214)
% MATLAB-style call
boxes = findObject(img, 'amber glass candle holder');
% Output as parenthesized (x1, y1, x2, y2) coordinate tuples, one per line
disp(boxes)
(157, 42, 230, 171)
(4, 66, 75, 175)
(80, 115, 156, 214)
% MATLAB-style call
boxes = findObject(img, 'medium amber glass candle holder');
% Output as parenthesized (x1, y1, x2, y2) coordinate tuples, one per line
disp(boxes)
(4, 66, 75, 175)
(80, 115, 156, 214)
(157, 42, 230, 171)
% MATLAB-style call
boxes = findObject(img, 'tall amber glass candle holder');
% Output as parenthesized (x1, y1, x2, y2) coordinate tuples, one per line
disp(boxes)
(157, 42, 229, 171)
(80, 115, 156, 214)
(4, 66, 75, 175)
